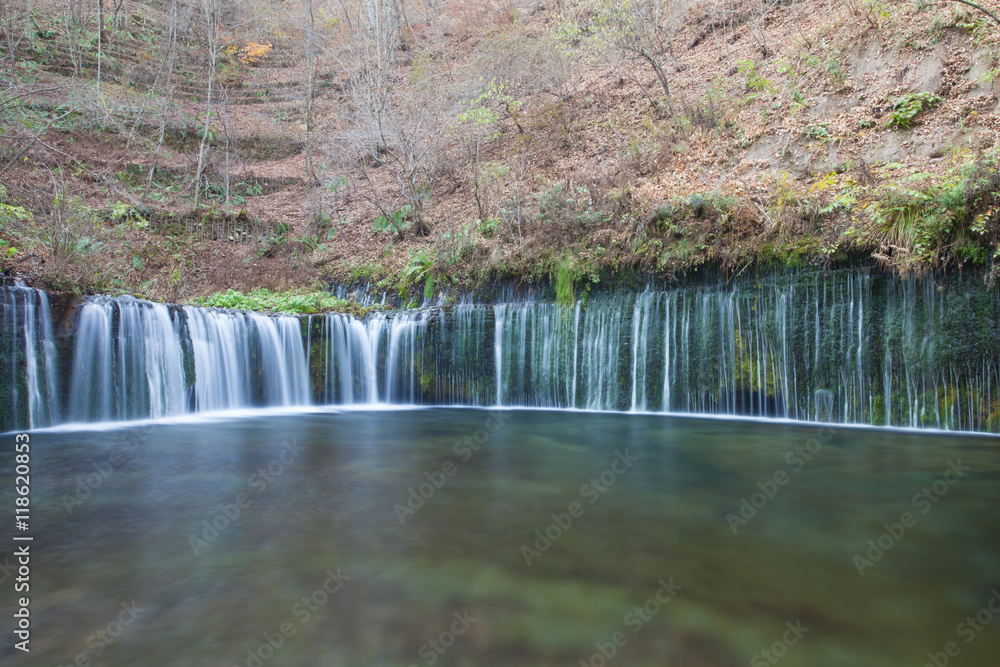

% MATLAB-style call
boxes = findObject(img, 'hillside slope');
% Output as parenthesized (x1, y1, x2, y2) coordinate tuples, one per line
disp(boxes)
(1, 0, 998, 307)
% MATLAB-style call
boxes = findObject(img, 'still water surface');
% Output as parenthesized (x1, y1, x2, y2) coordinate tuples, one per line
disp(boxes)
(3, 408, 999, 666)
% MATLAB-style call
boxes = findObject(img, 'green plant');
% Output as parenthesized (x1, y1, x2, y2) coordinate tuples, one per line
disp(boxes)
(372, 205, 412, 237)
(855, 150, 1000, 270)
(0, 202, 32, 229)
(886, 92, 942, 129)
(825, 48, 846, 87)
(401, 248, 436, 285)
(110, 201, 149, 229)
(193, 288, 370, 316)
(820, 192, 857, 216)
(737, 60, 776, 96)
(255, 221, 292, 259)
(479, 218, 501, 238)
(804, 123, 831, 141)
(552, 255, 576, 308)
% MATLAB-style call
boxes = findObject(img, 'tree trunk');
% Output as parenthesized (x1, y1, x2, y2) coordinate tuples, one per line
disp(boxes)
(304, 0, 316, 182)
(97, 0, 103, 89)
(637, 49, 674, 115)
(193, 1, 217, 212)
(142, 113, 166, 206)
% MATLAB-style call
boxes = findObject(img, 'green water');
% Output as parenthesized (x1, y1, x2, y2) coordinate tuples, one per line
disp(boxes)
(2, 408, 999, 666)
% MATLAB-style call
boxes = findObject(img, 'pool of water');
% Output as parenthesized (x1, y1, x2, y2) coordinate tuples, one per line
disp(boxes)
(2, 408, 999, 666)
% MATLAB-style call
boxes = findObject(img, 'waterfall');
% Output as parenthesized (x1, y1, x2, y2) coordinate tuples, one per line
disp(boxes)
(0, 282, 59, 431)
(306, 305, 493, 405)
(482, 269, 999, 430)
(308, 312, 377, 404)
(185, 307, 310, 412)
(4, 268, 1000, 432)
(67, 298, 187, 422)
(62, 298, 311, 422)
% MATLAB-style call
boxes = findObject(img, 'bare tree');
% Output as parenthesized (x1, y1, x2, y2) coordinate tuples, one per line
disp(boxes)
(304, 0, 317, 182)
(1, 0, 32, 66)
(63, 0, 85, 78)
(193, 0, 221, 212)
(329, 0, 446, 238)
(341, 94, 445, 238)
(97, 0, 104, 89)
(747, 0, 783, 58)
(592, 0, 693, 115)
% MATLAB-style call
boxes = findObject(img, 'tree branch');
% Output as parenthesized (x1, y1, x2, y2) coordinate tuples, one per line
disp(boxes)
(944, 0, 1000, 26)
(0, 108, 75, 178)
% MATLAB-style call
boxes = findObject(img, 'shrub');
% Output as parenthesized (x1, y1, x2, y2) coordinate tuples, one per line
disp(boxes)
(858, 150, 1000, 271)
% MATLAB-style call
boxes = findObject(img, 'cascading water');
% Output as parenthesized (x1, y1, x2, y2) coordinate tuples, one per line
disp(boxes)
(488, 269, 999, 430)
(3, 267, 999, 432)
(185, 308, 310, 411)
(306, 305, 493, 405)
(67, 297, 187, 422)
(0, 281, 59, 430)
(59, 297, 311, 424)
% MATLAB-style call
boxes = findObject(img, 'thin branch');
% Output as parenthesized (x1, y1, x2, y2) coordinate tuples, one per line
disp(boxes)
(0, 108, 75, 177)
(944, 0, 1000, 26)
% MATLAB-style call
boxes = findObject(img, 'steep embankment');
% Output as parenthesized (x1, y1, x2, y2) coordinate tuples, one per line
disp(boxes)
(0, 0, 998, 308)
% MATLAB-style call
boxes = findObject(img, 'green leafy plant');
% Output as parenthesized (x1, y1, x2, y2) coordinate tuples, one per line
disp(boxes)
(400, 248, 437, 301)
(737, 60, 776, 96)
(804, 123, 831, 141)
(372, 205, 412, 237)
(478, 218, 501, 238)
(110, 201, 149, 229)
(855, 149, 1000, 270)
(886, 92, 942, 129)
(194, 288, 370, 316)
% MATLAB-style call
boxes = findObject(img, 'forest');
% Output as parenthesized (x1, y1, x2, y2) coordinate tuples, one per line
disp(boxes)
(0, 0, 998, 309)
